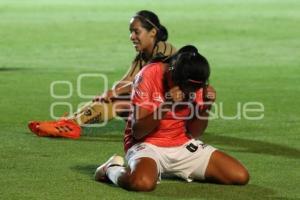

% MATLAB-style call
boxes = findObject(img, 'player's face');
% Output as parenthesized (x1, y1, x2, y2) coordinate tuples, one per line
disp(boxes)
(129, 18, 156, 55)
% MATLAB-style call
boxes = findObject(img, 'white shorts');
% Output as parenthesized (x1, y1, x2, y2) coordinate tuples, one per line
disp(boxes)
(125, 139, 217, 182)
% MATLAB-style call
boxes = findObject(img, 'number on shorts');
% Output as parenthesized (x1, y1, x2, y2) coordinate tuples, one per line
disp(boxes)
(186, 143, 198, 153)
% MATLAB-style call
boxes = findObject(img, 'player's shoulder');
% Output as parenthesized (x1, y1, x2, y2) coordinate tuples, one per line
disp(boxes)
(156, 41, 176, 50)
(133, 62, 164, 93)
(154, 41, 177, 57)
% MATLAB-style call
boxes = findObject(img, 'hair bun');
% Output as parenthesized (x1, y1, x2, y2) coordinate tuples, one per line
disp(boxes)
(178, 45, 198, 54)
(157, 25, 168, 41)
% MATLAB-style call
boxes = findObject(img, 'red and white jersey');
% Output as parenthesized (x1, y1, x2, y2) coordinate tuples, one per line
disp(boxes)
(124, 62, 204, 152)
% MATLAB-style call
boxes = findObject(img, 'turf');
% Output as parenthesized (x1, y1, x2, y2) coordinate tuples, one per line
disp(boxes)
(0, 0, 299, 199)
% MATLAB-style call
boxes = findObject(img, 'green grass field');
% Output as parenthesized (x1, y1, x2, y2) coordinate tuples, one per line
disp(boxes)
(1, 0, 299, 199)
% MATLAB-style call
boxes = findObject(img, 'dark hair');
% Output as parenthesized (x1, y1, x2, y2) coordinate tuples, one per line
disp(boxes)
(168, 45, 210, 90)
(134, 10, 168, 42)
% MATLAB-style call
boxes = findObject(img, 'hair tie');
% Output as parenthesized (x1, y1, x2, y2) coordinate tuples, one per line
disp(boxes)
(135, 15, 159, 30)
(188, 79, 203, 84)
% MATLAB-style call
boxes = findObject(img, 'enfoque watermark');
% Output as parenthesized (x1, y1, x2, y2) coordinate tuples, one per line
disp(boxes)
(49, 73, 265, 127)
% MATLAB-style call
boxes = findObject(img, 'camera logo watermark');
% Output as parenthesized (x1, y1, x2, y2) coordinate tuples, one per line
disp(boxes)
(50, 73, 109, 127)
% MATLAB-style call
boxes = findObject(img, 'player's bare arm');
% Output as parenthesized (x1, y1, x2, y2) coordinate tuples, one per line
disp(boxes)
(186, 85, 216, 138)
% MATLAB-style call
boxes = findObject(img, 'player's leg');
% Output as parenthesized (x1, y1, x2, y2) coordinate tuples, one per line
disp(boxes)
(71, 101, 115, 125)
(71, 100, 131, 125)
(204, 150, 249, 185)
(119, 157, 158, 191)
(28, 118, 81, 139)
(28, 99, 131, 138)
(28, 100, 114, 138)
(95, 156, 158, 192)
(113, 100, 132, 121)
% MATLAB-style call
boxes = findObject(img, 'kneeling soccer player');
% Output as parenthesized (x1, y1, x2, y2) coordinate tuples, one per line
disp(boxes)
(94, 45, 249, 191)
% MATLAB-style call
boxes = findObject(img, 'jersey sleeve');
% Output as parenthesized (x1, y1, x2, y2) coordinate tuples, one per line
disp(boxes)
(131, 68, 160, 113)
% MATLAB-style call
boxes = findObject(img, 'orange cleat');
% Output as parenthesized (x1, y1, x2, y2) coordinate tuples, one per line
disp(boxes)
(28, 119, 81, 139)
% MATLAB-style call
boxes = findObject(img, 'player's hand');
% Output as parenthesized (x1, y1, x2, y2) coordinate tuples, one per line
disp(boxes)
(203, 85, 216, 103)
(168, 86, 185, 102)
(93, 89, 115, 103)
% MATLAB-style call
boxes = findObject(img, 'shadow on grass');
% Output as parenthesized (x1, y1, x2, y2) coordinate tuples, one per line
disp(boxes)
(70, 132, 300, 199)
(71, 164, 97, 178)
(78, 125, 300, 159)
(79, 134, 123, 143)
(71, 164, 276, 200)
(81, 120, 126, 136)
(203, 134, 300, 159)
(149, 181, 275, 200)
(70, 132, 299, 199)
(77, 120, 125, 142)
(0, 67, 28, 72)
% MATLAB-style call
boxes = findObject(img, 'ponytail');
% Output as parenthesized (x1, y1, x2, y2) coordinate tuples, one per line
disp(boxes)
(157, 25, 168, 42)
(168, 45, 210, 88)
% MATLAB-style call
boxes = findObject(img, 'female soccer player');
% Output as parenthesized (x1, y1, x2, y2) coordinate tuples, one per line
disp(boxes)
(28, 10, 177, 138)
(94, 45, 249, 191)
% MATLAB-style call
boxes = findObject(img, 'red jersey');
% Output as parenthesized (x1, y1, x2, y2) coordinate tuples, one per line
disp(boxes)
(124, 62, 204, 152)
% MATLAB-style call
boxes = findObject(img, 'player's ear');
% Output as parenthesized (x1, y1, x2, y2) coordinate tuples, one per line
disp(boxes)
(150, 28, 157, 38)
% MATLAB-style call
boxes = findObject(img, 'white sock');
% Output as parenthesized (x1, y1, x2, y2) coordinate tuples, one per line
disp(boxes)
(106, 166, 126, 185)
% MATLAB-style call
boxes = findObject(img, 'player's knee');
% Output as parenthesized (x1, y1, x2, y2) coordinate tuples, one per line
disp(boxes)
(231, 167, 249, 185)
(129, 175, 157, 191)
